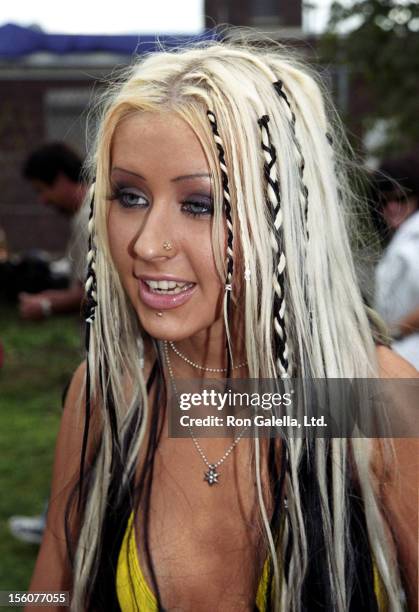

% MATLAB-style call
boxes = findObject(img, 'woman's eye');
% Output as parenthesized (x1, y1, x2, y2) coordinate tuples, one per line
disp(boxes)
(181, 197, 213, 217)
(112, 188, 148, 209)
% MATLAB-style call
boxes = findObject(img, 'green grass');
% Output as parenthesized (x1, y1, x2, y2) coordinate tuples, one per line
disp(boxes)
(0, 303, 82, 592)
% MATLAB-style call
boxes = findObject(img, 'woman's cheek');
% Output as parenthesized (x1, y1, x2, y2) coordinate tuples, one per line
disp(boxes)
(108, 210, 130, 266)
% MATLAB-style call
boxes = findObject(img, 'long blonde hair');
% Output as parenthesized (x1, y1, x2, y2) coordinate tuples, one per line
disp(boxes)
(71, 42, 401, 611)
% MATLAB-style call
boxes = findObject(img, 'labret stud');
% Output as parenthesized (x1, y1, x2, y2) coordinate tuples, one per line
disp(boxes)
(155, 311, 163, 317)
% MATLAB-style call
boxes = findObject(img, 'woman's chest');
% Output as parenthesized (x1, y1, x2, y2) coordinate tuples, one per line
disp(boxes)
(134, 438, 269, 610)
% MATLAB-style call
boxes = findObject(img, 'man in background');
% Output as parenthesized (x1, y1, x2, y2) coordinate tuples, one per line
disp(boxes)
(8, 143, 87, 544)
(19, 142, 87, 320)
(374, 156, 419, 369)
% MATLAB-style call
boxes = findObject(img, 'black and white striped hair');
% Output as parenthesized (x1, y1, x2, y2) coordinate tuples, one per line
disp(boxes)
(70, 42, 402, 611)
(79, 183, 97, 508)
(258, 114, 290, 379)
(207, 109, 234, 373)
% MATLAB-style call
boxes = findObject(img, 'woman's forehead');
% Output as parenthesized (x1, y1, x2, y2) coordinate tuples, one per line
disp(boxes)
(111, 111, 210, 178)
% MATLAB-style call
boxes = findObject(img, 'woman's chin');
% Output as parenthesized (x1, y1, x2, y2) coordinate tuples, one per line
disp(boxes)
(136, 310, 222, 344)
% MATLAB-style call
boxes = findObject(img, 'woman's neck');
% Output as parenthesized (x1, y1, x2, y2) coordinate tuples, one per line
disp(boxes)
(167, 325, 247, 378)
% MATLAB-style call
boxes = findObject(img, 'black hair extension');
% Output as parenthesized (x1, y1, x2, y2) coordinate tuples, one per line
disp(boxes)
(207, 109, 234, 377)
(84, 357, 165, 611)
(79, 185, 97, 512)
(347, 486, 380, 612)
(138, 345, 167, 611)
(273, 80, 309, 241)
(297, 439, 380, 611)
(298, 439, 335, 611)
(258, 114, 290, 378)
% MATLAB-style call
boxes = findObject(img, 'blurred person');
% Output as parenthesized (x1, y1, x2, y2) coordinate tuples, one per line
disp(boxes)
(19, 143, 87, 320)
(8, 144, 87, 544)
(374, 156, 419, 368)
(26, 43, 418, 611)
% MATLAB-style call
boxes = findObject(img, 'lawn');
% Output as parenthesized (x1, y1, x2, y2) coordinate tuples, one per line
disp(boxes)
(0, 303, 83, 594)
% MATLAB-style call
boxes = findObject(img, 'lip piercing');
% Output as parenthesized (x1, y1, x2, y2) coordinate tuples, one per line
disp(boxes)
(163, 241, 172, 251)
(155, 311, 163, 317)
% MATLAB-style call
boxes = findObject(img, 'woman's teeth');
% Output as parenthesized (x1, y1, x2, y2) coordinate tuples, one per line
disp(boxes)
(144, 280, 194, 294)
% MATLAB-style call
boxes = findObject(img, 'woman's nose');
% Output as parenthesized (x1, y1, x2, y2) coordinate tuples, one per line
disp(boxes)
(131, 203, 176, 261)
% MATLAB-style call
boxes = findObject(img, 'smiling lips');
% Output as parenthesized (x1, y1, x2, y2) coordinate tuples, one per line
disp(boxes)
(138, 277, 197, 310)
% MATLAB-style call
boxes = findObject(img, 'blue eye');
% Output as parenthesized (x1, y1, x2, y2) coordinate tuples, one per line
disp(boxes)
(111, 187, 148, 209)
(181, 197, 213, 217)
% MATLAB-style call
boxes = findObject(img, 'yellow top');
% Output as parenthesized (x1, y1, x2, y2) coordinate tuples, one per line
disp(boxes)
(116, 512, 387, 611)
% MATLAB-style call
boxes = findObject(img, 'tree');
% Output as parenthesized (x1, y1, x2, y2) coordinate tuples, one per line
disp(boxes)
(320, 0, 419, 156)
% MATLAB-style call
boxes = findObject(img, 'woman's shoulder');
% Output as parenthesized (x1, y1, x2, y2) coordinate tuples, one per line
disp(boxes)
(376, 345, 419, 378)
(372, 349, 418, 607)
(67, 360, 87, 394)
(27, 361, 102, 597)
(370, 346, 418, 493)
(61, 361, 103, 447)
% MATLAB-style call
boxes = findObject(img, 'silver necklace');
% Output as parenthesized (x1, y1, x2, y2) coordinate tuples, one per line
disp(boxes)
(163, 340, 248, 486)
(168, 340, 247, 373)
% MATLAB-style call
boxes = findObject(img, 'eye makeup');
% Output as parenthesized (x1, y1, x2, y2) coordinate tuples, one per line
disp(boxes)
(108, 185, 149, 209)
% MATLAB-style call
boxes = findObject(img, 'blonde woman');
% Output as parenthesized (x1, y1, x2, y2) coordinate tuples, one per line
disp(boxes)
(28, 43, 417, 611)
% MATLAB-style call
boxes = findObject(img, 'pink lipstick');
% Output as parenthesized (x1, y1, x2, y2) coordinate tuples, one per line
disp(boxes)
(138, 278, 197, 310)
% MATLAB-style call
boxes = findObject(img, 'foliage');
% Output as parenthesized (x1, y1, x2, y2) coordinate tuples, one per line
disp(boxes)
(320, 0, 419, 155)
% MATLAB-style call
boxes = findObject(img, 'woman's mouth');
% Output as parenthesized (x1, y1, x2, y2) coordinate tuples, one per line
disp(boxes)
(144, 279, 194, 294)
(138, 278, 197, 310)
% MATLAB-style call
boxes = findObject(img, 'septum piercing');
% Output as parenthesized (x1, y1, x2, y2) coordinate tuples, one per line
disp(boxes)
(163, 241, 173, 251)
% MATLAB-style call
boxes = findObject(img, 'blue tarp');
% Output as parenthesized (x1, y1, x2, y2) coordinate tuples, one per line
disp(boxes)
(0, 23, 214, 58)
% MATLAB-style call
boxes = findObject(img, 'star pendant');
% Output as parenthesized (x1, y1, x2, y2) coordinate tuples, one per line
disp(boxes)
(204, 465, 219, 486)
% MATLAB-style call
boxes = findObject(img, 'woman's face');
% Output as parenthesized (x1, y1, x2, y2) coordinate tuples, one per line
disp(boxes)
(107, 111, 224, 341)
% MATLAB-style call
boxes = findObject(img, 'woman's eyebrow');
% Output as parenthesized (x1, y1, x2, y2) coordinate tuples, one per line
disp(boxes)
(111, 167, 210, 183)
(171, 173, 211, 182)
(111, 167, 146, 181)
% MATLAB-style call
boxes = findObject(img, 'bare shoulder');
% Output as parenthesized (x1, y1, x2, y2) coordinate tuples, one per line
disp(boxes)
(376, 345, 419, 378)
(59, 360, 103, 462)
(372, 348, 418, 607)
(376, 435, 418, 608)
(62, 361, 86, 423)
(373, 346, 418, 471)
(371, 346, 418, 511)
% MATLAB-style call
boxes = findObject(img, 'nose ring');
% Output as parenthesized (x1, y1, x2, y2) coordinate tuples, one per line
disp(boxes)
(163, 241, 173, 251)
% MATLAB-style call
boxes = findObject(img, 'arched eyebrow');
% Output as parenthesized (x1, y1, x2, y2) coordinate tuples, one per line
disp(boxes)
(171, 173, 211, 182)
(111, 167, 210, 183)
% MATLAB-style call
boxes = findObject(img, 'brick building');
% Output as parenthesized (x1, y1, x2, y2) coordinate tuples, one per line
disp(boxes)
(0, 12, 353, 256)
(205, 0, 302, 33)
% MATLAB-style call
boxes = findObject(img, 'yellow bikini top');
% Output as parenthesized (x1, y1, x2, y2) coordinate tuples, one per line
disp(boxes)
(116, 511, 387, 611)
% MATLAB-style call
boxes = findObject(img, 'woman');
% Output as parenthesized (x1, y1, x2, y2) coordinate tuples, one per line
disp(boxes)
(28, 43, 417, 611)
